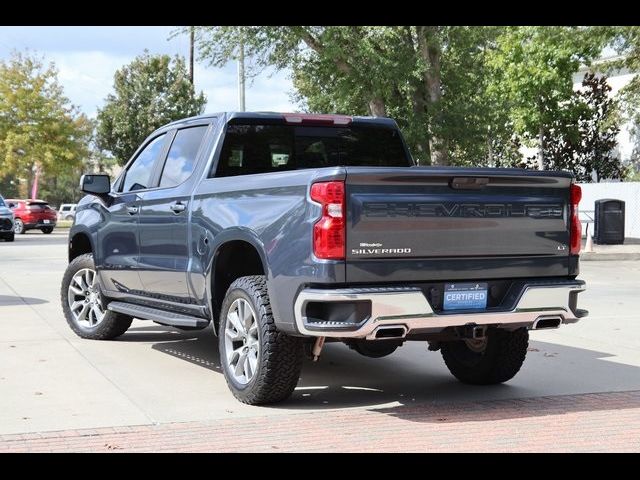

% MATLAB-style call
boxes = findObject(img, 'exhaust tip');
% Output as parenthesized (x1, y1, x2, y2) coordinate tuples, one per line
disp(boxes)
(374, 326, 407, 339)
(532, 316, 562, 330)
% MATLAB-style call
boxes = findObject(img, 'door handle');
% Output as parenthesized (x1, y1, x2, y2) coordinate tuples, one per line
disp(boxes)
(170, 202, 186, 214)
(127, 206, 139, 215)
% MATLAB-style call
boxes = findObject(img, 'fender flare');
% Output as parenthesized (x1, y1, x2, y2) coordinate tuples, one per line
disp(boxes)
(204, 227, 270, 332)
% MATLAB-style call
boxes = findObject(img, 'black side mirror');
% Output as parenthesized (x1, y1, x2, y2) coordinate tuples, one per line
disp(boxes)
(80, 174, 111, 195)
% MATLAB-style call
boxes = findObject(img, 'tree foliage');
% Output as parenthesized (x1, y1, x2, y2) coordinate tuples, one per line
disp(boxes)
(606, 26, 640, 165)
(487, 27, 604, 135)
(292, 26, 509, 167)
(190, 26, 526, 166)
(0, 51, 92, 199)
(96, 51, 206, 165)
(191, 26, 619, 175)
(541, 73, 623, 181)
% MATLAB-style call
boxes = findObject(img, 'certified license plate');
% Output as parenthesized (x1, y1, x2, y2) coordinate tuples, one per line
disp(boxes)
(443, 283, 488, 311)
(43, 219, 50, 224)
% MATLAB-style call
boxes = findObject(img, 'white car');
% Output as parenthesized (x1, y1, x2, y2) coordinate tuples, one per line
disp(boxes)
(58, 203, 78, 221)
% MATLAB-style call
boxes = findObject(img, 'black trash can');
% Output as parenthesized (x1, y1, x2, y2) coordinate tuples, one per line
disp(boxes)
(594, 199, 625, 245)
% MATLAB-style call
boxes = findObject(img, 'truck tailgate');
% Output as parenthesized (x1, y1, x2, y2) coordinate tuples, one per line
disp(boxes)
(345, 167, 574, 283)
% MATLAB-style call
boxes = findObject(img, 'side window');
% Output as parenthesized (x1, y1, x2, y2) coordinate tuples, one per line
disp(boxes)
(159, 125, 208, 188)
(121, 134, 166, 192)
(214, 124, 294, 177)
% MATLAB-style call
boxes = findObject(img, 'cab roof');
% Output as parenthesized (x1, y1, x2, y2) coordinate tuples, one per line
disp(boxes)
(161, 112, 399, 130)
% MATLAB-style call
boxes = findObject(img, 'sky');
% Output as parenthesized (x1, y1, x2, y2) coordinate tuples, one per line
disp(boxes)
(0, 26, 298, 118)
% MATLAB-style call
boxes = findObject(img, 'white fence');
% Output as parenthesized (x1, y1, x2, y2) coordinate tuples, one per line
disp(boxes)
(578, 182, 640, 239)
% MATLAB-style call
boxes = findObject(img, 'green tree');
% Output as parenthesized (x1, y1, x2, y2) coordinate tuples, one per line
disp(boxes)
(486, 26, 607, 168)
(606, 27, 640, 167)
(96, 51, 206, 165)
(0, 51, 92, 199)
(542, 73, 623, 181)
(190, 26, 615, 170)
(190, 26, 500, 166)
(289, 26, 509, 167)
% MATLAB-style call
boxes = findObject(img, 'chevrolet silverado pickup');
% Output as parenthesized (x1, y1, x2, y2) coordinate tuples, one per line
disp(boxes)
(61, 112, 587, 405)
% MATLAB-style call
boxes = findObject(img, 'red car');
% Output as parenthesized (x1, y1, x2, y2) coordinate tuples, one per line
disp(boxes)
(6, 199, 57, 234)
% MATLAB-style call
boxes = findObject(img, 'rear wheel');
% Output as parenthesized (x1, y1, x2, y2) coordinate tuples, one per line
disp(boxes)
(3, 232, 15, 242)
(14, 219, 25, 234)
(441, 328, 528, 385)
(219, 275, 303, 405)
(41, 227, 54, 234)
(61, 253, 132, 340)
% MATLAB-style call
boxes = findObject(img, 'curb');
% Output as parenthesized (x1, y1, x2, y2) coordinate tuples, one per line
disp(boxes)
(580, 252, 640, 261)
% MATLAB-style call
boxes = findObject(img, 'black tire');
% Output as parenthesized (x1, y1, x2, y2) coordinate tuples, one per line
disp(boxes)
(219, 275, 303, 405)
(61, 253, 133, 340)
(441, 328, 528, 385)
(41, 227, 54, 234)
(65, 215, 74, 221)
(2, 233, 14, 242)
(14, 219, 25, 234)
(348, 339, 401, 358)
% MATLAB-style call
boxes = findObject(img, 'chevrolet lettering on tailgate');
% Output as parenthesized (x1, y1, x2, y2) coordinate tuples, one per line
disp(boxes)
(363, 202, 564, 218)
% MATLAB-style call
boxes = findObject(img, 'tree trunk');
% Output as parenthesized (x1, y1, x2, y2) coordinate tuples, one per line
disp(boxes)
(189, 26, 194, 85)
(368, 97, 386, 117)
(418, 26, 448, 166)
(537, 126, 545, 171)
(487, 135, 495, 167)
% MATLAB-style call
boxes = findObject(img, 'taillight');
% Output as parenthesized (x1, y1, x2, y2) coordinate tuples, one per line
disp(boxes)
(570, 184, 582, 255)
(310, 181, 345, 260)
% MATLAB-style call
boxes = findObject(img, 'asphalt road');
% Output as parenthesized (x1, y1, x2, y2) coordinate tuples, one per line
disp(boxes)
(1, 230, 640, 435)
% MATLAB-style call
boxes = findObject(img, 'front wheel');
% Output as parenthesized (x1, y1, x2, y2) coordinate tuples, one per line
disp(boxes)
(61, 253, 132, 340)
(219, 275, 303, 405)
(441, 328, 529, 385)
(14, 219, 25, 234)
(2, 233, 14, 242)
(41, 227, 54, 234)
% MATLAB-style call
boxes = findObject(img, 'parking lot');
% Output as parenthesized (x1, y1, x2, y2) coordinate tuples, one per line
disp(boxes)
(1, 229, 640, 451)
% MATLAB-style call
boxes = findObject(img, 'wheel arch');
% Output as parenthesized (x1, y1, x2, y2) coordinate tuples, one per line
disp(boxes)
(68, 229, 94, 263)
(207, 230, 269, 333)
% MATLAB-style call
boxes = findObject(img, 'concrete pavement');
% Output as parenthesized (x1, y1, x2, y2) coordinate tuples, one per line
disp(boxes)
(581, 240, 640, 261)
(1, 230, 640, 450)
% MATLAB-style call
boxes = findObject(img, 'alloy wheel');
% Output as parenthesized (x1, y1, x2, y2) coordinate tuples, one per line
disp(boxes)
(224, 298, 260, 385)
(14, 219, 24, 234)
(67, 268, 106, 328)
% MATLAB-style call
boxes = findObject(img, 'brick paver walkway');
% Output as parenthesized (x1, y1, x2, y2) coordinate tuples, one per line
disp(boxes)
(2, 391, 639, 452)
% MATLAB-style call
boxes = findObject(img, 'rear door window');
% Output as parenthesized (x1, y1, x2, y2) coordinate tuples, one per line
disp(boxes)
(27, 201, 49, 211)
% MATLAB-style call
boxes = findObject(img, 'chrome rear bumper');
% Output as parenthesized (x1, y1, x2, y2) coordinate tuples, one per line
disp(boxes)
(293, 281, 586, 339)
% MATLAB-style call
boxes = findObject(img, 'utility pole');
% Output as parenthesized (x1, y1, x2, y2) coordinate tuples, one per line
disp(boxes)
(189, 26, 194, 85)
(238, 40, 246, 111)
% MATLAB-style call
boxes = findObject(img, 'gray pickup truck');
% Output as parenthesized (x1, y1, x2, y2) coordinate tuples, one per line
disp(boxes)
(61, 112, 587, 404)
